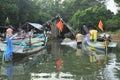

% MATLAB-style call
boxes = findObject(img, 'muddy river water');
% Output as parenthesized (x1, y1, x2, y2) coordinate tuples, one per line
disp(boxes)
(0, 39, 120, 80)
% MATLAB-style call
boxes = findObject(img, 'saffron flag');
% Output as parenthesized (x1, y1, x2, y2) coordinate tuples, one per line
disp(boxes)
(98, 20, 104, 32)
(56, 58, 63, 71)
(56, 19, 63, 32)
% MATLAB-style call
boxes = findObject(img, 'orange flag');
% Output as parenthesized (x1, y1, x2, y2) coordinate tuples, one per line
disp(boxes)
(56, 19, 63, 32)
(98, 20, 104, 32)
(56, 58, 63, 71)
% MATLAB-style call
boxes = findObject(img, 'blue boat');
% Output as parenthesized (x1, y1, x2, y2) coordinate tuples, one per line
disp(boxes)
(82, 34, 117, 54)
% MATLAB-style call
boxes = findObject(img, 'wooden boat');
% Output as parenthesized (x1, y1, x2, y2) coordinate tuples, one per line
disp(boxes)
(82, 34, 117, 54)
(0, 22, 48, 54)
(0, 36, 47, 54)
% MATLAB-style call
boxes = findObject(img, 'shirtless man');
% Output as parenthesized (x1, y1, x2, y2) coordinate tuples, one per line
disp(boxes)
(76, 32, 83, 48)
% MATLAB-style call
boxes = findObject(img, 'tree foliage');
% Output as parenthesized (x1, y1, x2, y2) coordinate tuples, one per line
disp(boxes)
(0, 0, 18, 26)
(69, 5, 114, 31)
(0, 0, 119, 32)
(105, 10, 120, 31)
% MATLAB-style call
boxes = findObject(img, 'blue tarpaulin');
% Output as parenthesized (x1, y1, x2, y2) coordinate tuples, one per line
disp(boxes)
(28, 22, 43, 30)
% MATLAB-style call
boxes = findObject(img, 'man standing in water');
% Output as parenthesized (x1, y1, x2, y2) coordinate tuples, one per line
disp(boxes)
(4, 26, 13, 62)
(75, 32, 83, 57)
(76, 32, 83, 49)
(4, 26, 17, 62)
(89, 27, 98, 42)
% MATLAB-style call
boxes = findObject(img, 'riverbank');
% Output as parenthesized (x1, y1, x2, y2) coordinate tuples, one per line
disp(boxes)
(111, 34, 120, 42)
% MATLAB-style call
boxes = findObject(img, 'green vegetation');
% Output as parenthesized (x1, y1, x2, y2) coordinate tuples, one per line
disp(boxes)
(0, 0, 120, 33)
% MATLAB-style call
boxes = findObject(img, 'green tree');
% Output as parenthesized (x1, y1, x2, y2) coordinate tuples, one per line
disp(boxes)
(0, 0, 119, 32)
(0, 0, 18, 26)
(69, 5, 113, 31)
(105, 11, 120, 32)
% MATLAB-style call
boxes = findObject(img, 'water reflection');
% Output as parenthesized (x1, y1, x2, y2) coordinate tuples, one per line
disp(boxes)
(56, 58, 63, 71)
(75, 48, 82, 57)
(1, 62, 25, 80)
(103, 53, 120, 80)
(0, 41, 119, 80)
(31, 72, 74, 80)
(1, 62, 13, 80)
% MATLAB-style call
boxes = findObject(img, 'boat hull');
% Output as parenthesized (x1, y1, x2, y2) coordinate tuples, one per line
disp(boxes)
(82, 34, 107, 54)
(0, 38, 46, 54)
(82, 34, 117, 55)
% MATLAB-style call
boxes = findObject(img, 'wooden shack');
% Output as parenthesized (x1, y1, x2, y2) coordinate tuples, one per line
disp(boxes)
(43, 16, 75, 39)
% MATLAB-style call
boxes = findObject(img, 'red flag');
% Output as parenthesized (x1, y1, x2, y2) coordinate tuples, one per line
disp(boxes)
(98, 20, 104, 32)
(56, 20, 63, 32)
